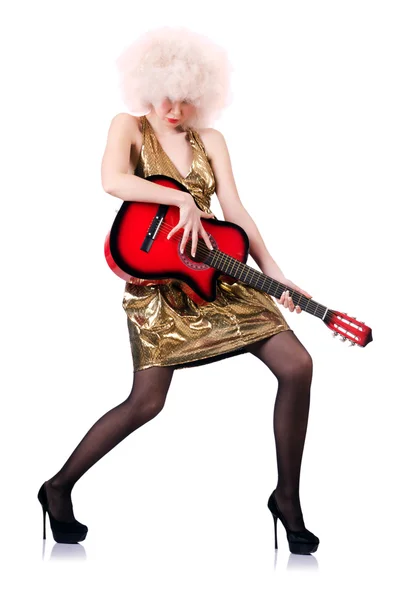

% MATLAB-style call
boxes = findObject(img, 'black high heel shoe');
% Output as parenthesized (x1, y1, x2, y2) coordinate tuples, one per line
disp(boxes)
(268, 490, 319, 554)
(38, 482, 88, 544)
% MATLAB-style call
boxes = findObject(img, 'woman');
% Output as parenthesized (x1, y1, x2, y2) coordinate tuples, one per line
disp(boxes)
(38, 26, 319, 554)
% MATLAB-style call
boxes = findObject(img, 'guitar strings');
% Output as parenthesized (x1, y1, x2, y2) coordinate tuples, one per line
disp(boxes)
(143, 219, 339, 321)
(154, 220, 337, 319)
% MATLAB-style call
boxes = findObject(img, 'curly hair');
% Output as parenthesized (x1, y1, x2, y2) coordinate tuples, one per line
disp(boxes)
(115, 26, 233, 129)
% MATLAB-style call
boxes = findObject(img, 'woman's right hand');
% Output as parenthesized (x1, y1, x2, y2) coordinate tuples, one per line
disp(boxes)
(167, 192, 215, 257)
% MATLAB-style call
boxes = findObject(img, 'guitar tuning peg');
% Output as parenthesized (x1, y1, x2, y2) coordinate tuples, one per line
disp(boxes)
(340, 336, 347, 342)
(332, 331, 339, 337)
(349, 341, 356, 346)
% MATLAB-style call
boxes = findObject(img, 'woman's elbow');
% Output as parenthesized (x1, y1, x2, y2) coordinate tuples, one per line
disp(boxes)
(102, 173, 120, 195)
(102, 180, 115, 195)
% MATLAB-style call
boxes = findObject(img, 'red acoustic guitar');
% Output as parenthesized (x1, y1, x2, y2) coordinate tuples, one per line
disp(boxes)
(104, 175, 373, 348)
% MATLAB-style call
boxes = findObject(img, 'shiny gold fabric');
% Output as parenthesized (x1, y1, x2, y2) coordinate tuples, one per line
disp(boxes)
(122, 115, 292, 371)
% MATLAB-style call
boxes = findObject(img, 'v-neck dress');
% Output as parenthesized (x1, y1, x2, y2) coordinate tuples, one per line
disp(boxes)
(122, 115, 292, 371)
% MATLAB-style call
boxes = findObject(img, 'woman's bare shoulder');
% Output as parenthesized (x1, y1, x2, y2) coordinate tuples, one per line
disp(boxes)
(195, 127, 225, 160)
(196, 127, 223, 140)
(108, 112, 142, 137)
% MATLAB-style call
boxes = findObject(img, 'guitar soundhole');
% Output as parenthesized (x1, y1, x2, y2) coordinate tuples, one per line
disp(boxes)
(179, 232, 218, 271)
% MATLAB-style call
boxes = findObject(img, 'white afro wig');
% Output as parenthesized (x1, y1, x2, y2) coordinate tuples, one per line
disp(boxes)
(115, 26, 233, 128)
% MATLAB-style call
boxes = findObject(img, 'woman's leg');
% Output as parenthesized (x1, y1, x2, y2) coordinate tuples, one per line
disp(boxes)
(45, 365, 175, 522)
(246, 330, 313, 531)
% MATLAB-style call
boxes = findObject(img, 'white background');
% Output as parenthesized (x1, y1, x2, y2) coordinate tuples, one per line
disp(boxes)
(2, 0, 396, 597)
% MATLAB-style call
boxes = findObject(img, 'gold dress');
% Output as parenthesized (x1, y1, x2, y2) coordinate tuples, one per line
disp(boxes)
(122, 115, 292, 371)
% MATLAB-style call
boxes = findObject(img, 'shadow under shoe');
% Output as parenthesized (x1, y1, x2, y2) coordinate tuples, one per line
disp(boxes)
(268, 490, 319, 555)
(37, 482, 88, 544)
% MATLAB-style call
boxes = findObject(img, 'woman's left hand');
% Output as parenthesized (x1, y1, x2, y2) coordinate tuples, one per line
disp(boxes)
(275, 278, 312, 314)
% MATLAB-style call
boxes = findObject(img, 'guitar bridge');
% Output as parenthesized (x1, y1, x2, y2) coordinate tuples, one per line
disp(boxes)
(140, 205, 169, 253)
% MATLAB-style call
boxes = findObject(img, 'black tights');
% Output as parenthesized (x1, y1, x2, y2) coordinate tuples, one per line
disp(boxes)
(45, 330, 312, 531)
(247, 330, 313, 530)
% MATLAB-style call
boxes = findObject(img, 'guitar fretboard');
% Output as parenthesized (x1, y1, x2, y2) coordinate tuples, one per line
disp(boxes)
(204, 250, 329, 320)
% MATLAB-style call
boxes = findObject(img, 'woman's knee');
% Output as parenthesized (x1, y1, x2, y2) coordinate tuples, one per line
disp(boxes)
(124, 366, 174, 421)
(123, 389, 167, 423)
(282, 350, 313, 382)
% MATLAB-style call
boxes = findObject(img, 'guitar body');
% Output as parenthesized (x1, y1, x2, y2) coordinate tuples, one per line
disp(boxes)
(104, 175, 249, 305)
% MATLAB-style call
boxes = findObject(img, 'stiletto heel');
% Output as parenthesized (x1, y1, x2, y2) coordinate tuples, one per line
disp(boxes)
(42, 504, 46, 540)
(38, 482, 88, 544)
(272, 512, 278, 550)
(267, 490, 319, 555)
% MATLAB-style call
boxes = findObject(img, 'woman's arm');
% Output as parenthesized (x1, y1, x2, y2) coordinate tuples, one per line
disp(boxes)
(200, 128, 286, 280)
(101, 113, 190, 207)
(201, 128, 313, 312)
(102, 113, 214, 255)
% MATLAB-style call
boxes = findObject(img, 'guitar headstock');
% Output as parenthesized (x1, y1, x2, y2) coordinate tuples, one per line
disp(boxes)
(324, 310, 373, 347)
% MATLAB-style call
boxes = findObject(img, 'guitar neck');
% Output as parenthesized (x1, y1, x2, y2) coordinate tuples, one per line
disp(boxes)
(204, 250, 329, 321)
